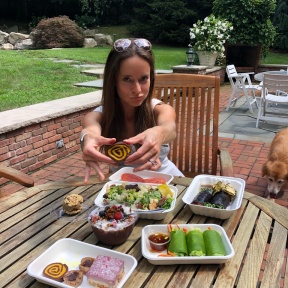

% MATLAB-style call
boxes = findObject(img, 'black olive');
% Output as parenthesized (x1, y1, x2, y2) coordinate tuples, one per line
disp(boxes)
(125, 184, 140, 191)
(99, 211, 106, 217)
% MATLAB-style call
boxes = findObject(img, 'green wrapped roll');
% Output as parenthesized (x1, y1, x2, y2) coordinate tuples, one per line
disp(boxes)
(168, 229, 188, 256)
(203, 230, 226, 256)
(186, 229, 206, 256)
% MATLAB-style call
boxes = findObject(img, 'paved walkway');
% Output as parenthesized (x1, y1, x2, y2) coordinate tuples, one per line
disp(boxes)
(1, 82, 287, 207)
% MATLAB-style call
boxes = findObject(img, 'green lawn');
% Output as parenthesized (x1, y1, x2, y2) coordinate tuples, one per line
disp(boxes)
(0, 46, 287, 112)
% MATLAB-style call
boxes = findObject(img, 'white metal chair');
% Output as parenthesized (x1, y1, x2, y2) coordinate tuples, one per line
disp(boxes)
(256, 73, 288, 128)
(226, 65, 262, 113)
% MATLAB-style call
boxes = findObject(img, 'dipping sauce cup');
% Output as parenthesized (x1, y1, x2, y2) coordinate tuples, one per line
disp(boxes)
(148, 232, 170, 251)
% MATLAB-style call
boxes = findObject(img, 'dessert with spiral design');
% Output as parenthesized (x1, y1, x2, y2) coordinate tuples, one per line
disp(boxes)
(42, 262, 68, 282)
(107, 142, 134, 163)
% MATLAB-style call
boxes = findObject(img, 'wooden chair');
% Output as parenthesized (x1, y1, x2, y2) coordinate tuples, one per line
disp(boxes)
(256, 73, 288, 128)
(0, 166, 34, 188)
(226, 64, 261, 113)
(153, 73, 233, 178)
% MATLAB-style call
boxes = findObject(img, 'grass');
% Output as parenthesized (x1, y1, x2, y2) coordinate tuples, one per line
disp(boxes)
(0, 46, 189, 111)
(0, 23, 287, 112)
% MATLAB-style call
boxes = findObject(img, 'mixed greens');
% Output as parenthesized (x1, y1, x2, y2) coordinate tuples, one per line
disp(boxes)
(102, 183, 174, 211)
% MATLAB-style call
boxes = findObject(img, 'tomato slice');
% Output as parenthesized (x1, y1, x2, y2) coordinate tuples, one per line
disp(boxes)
(144, 177, 167, 184)
(121, 173, 145, 182)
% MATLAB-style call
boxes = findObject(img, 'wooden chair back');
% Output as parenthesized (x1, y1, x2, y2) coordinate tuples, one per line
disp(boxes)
(153, 73, 220, 177)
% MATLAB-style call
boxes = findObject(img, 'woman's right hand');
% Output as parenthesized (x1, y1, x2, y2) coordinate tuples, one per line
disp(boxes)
(81, 133, 116, 182)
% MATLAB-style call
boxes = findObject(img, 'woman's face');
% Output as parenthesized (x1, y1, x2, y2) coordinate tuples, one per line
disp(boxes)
(116, 55, 151, 108)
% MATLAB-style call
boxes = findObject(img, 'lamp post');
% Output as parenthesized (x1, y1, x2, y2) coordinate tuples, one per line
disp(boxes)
(186, 44, 196, 66)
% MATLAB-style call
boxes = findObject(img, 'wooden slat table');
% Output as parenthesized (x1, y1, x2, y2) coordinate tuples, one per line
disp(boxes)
(1, 176, 287, 288)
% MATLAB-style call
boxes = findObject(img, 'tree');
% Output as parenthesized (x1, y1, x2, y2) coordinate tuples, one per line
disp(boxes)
(213, 0, 277, 57)
(79, 0, 134, 25)
(273, 0, 288, 50)
(129, 0, 195, 46)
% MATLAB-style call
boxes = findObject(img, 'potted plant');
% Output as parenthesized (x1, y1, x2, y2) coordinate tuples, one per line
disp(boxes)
(189, 14, 233, 68)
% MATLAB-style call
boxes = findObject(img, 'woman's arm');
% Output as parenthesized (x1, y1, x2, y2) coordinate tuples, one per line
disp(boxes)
(152, 102, 177, 144)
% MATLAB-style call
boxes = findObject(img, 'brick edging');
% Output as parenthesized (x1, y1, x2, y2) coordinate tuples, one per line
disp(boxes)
(0, 108, 92, 186)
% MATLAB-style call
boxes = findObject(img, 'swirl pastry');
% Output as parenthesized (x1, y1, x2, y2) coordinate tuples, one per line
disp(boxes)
(107, 142, 133, 163)
(43, 262, 68, 282)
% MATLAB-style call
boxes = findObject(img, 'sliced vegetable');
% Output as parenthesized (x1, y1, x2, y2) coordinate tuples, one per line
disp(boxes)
(121, 173, 145, 182)
(144, 177, 167, 184)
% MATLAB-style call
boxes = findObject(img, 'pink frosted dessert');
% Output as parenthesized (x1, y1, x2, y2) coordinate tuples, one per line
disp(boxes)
(86, 255, 125, 288)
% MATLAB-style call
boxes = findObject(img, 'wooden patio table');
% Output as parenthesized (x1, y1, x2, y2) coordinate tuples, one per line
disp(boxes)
(1, 176, 287, 288)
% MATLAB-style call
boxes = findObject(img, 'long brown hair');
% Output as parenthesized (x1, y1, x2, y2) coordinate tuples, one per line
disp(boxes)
(100, 41, 156, 141)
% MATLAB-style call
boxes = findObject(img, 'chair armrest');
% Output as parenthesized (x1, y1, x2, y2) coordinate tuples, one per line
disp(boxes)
(218, 148, 234, 177)
(0, 166, 34, 187)
(238, 72, 255, 76)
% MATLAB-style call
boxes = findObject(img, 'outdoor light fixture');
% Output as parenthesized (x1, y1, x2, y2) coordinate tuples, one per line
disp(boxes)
(186, 44, 196, 66)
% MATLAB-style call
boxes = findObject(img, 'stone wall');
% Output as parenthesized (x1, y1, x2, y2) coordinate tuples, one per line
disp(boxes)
(0, 108, 91, 186)
(0, 27, 113, 50)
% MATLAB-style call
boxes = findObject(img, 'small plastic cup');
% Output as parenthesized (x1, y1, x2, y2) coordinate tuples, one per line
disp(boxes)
(148, 232, 170, 251)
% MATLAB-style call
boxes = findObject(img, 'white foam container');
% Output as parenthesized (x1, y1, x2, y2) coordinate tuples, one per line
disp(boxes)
(109, 167, 174, 184)
(142, 224, 234, 265)
(94, 181, 178, 220)
(182, 175, 245, 219)
(27, 238, 137, 288)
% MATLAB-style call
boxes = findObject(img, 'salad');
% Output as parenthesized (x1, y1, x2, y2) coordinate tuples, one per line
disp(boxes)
(102, 183, 174, 211)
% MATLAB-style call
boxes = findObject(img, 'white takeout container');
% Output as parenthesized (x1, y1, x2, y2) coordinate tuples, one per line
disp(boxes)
(182, 175, 245, 219)
(109, 167, 174, 184)
(27, 238, 137, 288)
(142, 224, 234, 265)
(94, 181, 178, 220)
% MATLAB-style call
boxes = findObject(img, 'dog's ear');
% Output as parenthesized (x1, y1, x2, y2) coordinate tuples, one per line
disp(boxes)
(262, 163, 268, 177)
(285, 165, 288, 181)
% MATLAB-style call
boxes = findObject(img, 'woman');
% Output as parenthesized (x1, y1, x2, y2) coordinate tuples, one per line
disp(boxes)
(81, 38, 183, 181)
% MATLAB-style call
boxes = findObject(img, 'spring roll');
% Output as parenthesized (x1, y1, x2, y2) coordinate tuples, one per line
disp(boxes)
(192, 189, 213, 205)
(186, 228, 206, 256)
(210, 191, 231, 209)
(203, 229, 226, 256)
(168, 229, 187, 256)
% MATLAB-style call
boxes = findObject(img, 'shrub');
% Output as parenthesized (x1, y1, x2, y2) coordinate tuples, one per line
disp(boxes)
(31, 16, 85, 49)
(213, 0, 276, 57)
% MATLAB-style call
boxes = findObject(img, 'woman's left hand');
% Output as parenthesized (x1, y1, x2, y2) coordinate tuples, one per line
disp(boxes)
(123, 127, 163, 171)
(124, 102, 177, 172)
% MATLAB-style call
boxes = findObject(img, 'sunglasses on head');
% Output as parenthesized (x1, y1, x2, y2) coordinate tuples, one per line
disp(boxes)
(113, 38, 152, 52)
